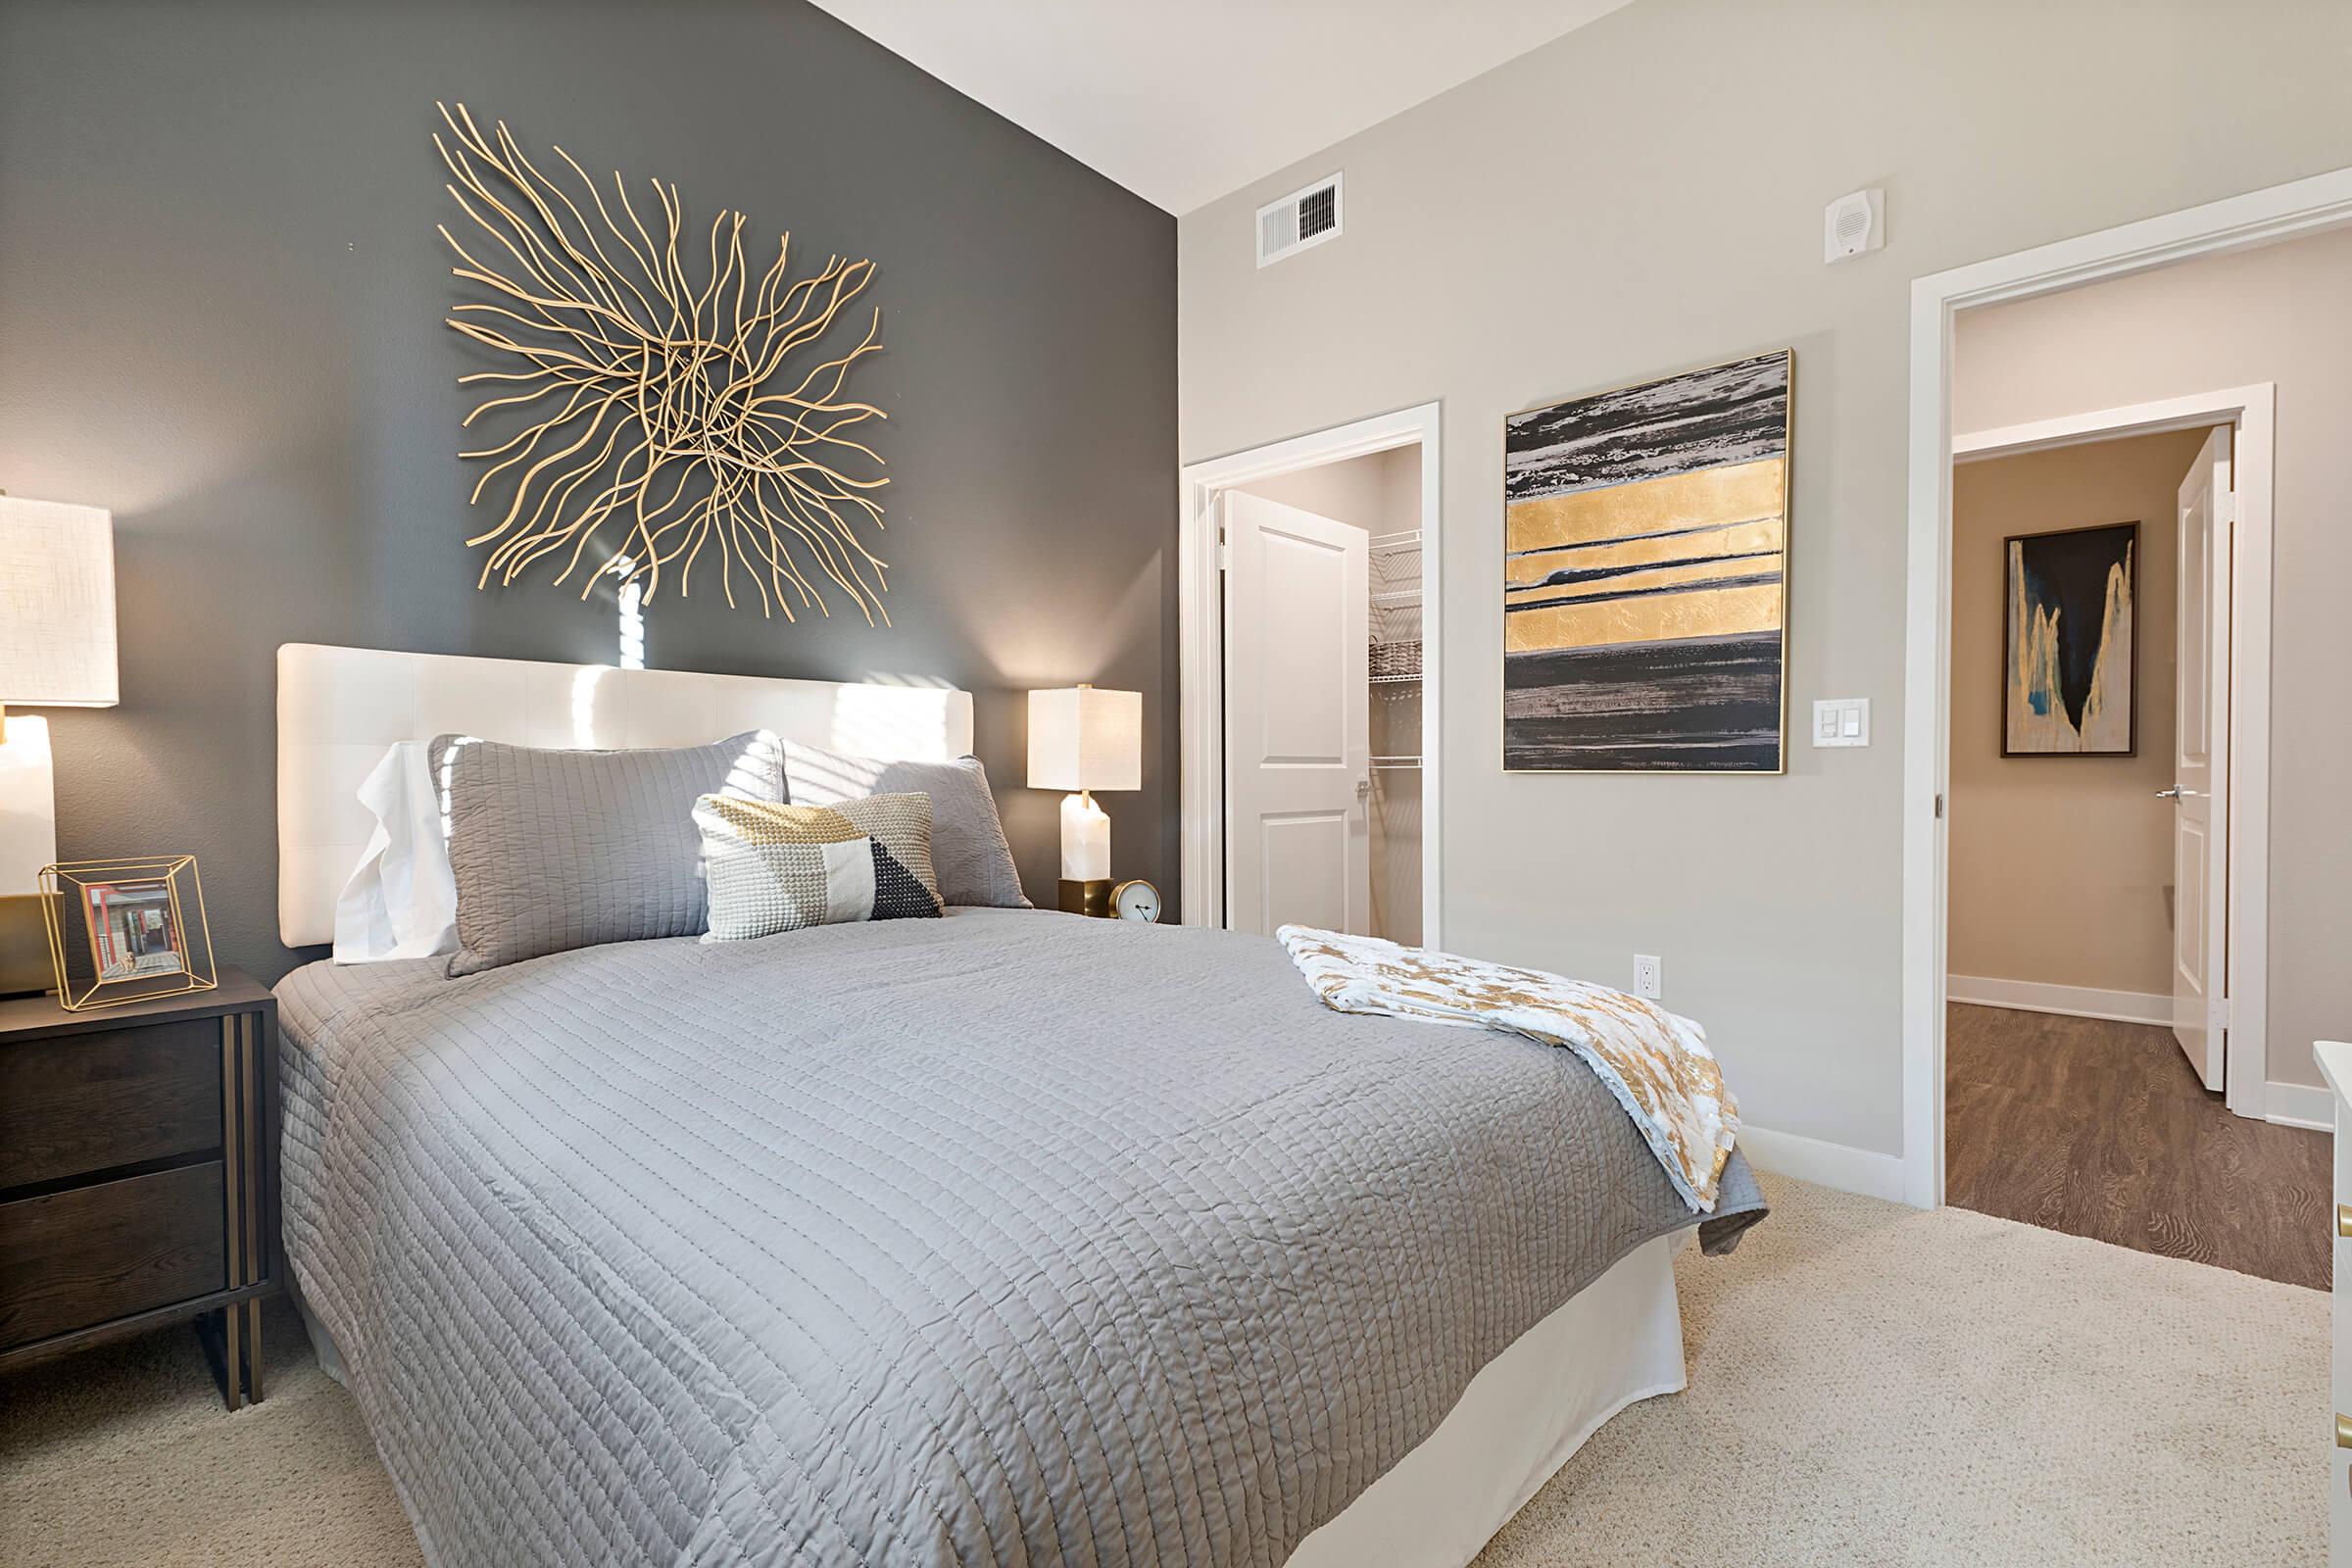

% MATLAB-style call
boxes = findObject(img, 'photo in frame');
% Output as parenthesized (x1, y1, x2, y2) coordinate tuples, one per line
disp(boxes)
(37, 855, 218, 1010)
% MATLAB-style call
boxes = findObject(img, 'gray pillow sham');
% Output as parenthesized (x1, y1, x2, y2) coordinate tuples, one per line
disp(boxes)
(782, 741, 1030, 908)
(428, 730, 785, 975)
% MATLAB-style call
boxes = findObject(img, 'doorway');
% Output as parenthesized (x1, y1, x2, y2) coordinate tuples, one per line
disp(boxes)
(1903, 165, 2352, 1213)
(1177, 404, 1442, 945)
(1946, 403, 2260, 1088)
(1935, 403, 2325, 1286)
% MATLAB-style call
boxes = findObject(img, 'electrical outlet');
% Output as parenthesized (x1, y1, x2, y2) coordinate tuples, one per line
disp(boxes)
(1633, 954, 1662, 1001)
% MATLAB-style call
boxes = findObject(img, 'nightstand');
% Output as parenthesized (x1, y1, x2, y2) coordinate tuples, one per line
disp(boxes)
(0, 968, 279, 1408)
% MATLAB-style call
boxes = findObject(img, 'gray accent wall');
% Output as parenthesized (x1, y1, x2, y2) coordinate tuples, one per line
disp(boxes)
(0, 0, 1176, 979)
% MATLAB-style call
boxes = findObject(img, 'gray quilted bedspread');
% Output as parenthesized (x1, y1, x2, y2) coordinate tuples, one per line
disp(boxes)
(277, 909, 1764, 1568)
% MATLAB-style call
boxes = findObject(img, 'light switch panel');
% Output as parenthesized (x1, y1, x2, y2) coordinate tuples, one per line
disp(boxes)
(1811, 698, 1871, 748)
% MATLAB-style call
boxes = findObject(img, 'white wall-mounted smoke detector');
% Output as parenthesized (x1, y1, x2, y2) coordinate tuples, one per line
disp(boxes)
(1257, 172, 1344, 268)
(1823, 187, 1885, 263)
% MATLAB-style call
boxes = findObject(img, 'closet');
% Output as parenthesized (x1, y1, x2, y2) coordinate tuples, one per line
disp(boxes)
(1226, 442, 1425, 946)
(1369, 528, 1423, 946)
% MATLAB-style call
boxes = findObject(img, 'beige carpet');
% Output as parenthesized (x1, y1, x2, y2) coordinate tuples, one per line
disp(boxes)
(0, 1177, 2326, 1567)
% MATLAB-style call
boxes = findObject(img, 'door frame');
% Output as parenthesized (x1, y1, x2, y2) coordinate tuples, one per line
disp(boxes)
(1902, 164, 2352, 1208)
(1951, 385, 2275, 1108)
(1178, 402, 1443, 944)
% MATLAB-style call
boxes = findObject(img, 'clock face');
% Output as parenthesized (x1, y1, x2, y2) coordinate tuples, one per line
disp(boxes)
(1112, 879, 1161, 923)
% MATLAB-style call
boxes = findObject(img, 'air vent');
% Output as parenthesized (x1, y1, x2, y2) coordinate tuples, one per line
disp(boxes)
(1255, 173, 1344, 268)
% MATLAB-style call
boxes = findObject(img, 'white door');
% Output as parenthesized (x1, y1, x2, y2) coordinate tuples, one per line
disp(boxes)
(1222, 491, 1370, 937)
(2169, 424, 2231, 1090)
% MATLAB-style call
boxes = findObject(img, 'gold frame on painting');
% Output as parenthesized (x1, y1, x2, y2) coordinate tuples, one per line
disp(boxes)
(1500, 348, 1794, 774)
(1998, 518, 2140, 758)
(37, 855, 220, 1011)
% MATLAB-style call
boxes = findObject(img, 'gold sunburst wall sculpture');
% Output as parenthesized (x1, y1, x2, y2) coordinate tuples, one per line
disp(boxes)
(433, 102, 890, 622)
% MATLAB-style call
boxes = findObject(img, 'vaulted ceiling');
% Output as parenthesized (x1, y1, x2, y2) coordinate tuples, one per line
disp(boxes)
(808, 0, 1640, 214)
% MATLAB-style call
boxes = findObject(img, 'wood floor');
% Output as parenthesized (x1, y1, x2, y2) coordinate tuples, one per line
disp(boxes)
(1945, 1004, 2332, 1290)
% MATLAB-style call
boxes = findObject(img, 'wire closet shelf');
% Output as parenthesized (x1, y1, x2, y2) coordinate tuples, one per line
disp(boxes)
(1369, 529, 1422, 685)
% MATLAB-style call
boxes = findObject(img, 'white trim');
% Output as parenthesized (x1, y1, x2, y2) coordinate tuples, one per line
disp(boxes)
(2227, 394, 2278, 1124)
(1901, 275, 1954, 1212)
(2263, 1079, 2334, 1134)
(1734, 1125, 1908, 1203)
(1902, 166, 2352, 1209)
(1945, 975, 2172, 1027)
(1952, 387, 2271, 461)
(1179, 403, 1444, 946)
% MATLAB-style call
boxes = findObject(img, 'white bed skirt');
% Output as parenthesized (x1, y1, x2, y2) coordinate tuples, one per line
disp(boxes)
(297, 1233, 1690, 1568)
(1284, 1230, 1690, 1568)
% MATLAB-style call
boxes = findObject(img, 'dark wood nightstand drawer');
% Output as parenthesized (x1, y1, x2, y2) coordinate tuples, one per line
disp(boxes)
(0, 970, 276, 1405)
(0, 1020, 224, 1190)
(0, 1160, 228, 1350)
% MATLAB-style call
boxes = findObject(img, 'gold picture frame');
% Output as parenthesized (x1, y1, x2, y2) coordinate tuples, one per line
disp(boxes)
(37, 855, 219, 1011)
(1501, 348, 1794, 773)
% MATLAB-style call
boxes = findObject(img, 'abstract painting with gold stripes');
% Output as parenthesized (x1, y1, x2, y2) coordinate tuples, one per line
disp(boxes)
(1503, 350, 1791, 771)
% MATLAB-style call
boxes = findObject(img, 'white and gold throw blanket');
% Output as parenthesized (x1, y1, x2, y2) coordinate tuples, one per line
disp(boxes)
(1278, 925, 1740, 1210)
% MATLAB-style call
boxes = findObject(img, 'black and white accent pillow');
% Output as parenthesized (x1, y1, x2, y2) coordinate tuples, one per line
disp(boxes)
(695, 791, 943, 941)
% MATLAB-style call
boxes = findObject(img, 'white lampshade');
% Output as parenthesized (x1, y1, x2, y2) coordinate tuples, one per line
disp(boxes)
(1027, 685, 1141, 793)
(0, 497, 119, 709)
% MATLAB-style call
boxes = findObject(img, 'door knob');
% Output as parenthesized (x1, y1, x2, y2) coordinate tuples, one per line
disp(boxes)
(2155, 787, 2182, 800)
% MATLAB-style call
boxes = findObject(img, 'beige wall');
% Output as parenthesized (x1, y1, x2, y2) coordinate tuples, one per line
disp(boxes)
(1948, 430, 2209, 998)
(1176, 0, 2352, 1154)
(1956, 225, 2352, 1089)
(1233, 446, 1421, 537)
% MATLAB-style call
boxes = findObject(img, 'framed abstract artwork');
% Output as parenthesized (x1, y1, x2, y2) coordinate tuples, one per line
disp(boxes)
(1502, 350, 1791, 771)
(2002, 521, 2137, 756)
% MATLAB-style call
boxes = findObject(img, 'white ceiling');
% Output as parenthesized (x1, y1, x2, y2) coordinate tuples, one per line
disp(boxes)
(808, 1, 1641, 216)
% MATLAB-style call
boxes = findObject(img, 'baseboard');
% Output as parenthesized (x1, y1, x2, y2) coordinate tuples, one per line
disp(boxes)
(2265, 1079, 2334, 1133)
(1735, 1124, 1909, 1203)
(1946, 974, 2172, 1027)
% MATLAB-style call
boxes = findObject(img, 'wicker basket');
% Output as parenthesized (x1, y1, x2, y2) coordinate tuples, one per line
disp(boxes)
(1370, 638, 1421, 682)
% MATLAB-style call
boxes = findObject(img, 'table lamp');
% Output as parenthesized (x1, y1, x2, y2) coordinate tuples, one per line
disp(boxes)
(1027, 683, 1141, 918)
(1, 497, 119, 993)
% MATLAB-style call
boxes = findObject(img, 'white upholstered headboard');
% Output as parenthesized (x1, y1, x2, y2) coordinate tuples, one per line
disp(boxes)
(276, 643, 975, 947)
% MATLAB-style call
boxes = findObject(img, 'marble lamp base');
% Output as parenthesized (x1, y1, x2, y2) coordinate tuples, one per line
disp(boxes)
(0, 714, 58, 995)
(1057, 790, 1114, 919)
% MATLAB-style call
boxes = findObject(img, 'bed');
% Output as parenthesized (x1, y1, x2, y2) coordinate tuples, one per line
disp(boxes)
(273, 644, 1765, 1568)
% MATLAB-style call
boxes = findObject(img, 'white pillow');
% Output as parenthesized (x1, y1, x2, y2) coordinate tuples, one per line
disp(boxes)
(332, 741, 459, 963)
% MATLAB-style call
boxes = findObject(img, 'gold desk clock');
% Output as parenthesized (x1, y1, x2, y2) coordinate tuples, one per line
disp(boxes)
(1057, 876, 1160, 921)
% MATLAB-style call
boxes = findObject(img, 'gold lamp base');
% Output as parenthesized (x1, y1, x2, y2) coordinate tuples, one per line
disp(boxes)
(1058, 878, 1111, 918)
